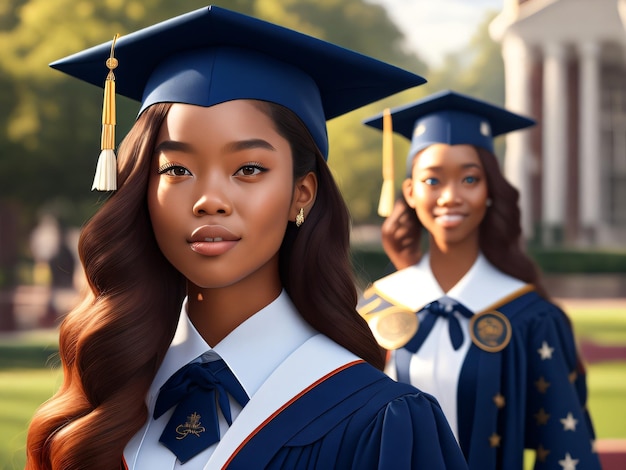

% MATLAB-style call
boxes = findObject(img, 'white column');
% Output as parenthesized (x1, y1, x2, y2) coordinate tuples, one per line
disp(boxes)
(501, 34, 535, 239)
(578, 41, 602, 242)
(542, 42, 569, 244)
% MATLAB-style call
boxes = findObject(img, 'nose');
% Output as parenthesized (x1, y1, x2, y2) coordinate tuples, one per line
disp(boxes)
(437, 184, 461, 206)
(192, 185, 232, 216)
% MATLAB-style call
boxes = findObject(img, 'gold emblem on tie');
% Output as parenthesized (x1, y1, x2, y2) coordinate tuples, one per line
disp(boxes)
(176, 412, 206, 439)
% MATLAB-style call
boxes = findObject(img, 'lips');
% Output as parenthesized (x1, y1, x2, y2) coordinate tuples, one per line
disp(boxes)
(188, 225, 240, 256)
(189, 225, 240, 243)
(433, 212, 465, 227)
(436, 214, 464, 222)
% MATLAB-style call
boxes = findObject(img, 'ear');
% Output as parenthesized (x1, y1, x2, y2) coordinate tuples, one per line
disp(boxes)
(290, 171, 318, 221)
(401, 178, 416, 209)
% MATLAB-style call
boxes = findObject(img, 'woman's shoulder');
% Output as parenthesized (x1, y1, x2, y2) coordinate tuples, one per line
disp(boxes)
(237, 361, 468, 469)
(318, 361, 456, 438)
(485, 285, 565, 319)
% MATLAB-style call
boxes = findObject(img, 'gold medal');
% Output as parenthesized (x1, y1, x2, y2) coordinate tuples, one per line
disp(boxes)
(358, 288, 418, 350)
(469, 310, 512, 352)
(368, 306, 418, 350)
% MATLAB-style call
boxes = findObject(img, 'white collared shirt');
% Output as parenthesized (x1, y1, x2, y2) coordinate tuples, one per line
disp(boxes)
(124, 290, 317, 469)
(374, 253, 525, 441)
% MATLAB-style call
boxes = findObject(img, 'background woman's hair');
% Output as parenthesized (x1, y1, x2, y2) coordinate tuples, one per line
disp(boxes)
(400, 145, 549, 299)
(254, 101, 385, 370)
(475, 146, 549, 299)
(26, 103, 185, 470)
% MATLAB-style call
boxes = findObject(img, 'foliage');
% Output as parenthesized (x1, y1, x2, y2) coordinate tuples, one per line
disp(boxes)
(0, 0, 505, 281)
(417, 10, 507, 158)
(0, 0, 427, 248)
(423, 11, 504, 104)
(529, 248, 626, 273)
(351, 246, 626, 290)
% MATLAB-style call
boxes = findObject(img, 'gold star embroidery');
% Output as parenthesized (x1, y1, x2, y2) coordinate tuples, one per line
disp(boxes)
(560, 412, 578, 431)
(558, 452, 579, 470)
(489, 433, 501, 448)
(534, 408, 550, 425)
(537, 341, 554, 360)
(535, 376, 551, 394)
(536, 444, 551, 463)
(493, 393, 506, 408)
(568, 370, 577, 383)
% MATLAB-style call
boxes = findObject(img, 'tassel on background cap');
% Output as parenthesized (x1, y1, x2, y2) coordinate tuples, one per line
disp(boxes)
(377, 108, 394, 217)
(92, 34, 120, 191)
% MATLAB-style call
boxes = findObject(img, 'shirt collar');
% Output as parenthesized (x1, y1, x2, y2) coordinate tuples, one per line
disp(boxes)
(373, 253, 526, 313)
(149, 290, 317, 401)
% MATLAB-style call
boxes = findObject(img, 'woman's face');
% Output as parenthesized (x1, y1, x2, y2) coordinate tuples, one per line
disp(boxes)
(402, 143, 488, 251)
(147, 100, 299, 290)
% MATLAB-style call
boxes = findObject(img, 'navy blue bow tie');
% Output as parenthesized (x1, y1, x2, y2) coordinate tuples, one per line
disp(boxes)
(418, 299, 474, 350)
(154, 357, 249, 463)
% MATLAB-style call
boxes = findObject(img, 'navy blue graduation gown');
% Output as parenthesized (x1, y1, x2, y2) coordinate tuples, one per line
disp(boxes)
(225, 361, 468, 469)
(389, 290, 601, 470)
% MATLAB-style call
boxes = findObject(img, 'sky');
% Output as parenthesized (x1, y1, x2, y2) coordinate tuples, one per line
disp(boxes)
(370, 0, 505, 67)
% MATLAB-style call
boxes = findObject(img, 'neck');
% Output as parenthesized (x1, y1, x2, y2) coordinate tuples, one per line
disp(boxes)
(186, 277, 282, 347)
(428, 237, 480, 293)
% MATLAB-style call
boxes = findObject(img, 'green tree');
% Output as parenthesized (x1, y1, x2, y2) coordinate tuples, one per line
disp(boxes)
(0, 0, 425, 232)
(424, 11, 504, 105)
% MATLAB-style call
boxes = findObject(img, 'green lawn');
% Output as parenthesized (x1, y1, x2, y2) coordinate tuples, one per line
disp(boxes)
(0, 369, 62, 470)
(2, 306, 625, 469)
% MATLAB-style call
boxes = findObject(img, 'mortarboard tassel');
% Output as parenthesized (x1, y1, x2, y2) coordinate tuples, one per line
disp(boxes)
(92, 34, 120, 191)
(377, 108, 394, 217)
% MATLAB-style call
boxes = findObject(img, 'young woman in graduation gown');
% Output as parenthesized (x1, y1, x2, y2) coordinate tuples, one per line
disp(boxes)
(25, 7, 468, 470)
(358, 90, 601, 470)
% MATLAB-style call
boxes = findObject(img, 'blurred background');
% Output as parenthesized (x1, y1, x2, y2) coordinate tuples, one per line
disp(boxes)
(0, 0, 625, 468)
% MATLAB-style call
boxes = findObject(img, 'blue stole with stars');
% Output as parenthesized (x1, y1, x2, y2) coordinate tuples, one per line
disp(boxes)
(457, 289, 538, 469)
(455, 289, 600, 470)
(391, 288, 538, 468)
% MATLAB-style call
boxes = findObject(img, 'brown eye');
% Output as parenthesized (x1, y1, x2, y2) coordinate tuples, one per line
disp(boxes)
(157, 163, 192, 176)
(235, 164, 266, 177)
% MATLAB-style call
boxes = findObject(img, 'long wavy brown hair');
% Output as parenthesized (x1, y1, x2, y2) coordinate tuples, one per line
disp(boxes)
(26, 101, 384, 470)
(399, 145, 549, 299)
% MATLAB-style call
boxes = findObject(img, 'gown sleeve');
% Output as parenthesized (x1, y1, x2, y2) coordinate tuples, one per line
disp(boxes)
(524, 302, 601, 469)
(227, 363, 468, 470)
(353, 391, 469, 470)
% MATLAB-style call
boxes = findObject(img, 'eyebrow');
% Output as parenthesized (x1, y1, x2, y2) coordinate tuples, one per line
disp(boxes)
(222, 138, 276, 153)
(153, 140, 193, 155)
(153, 138, 276, 155)
(418, 162, 483, 172)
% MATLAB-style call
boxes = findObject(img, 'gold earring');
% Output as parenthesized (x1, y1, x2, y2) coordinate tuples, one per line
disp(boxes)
(295, 207, 305, 227)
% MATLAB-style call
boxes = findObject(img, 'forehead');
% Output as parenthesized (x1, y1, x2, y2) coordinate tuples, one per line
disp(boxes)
(157, 101, 278, 138)
(414, 144, 482, 169)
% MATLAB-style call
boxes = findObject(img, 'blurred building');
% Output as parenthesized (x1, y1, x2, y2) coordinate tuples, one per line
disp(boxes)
(490, 0, 626, 248)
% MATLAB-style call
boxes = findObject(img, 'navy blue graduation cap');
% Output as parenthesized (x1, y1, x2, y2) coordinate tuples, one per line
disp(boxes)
(363, 90, 535, 216)
(49, 5, 426, 190)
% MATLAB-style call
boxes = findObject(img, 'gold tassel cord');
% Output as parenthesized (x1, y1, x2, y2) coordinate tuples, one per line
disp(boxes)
(92, 34, 120, 191)
(377, 108, 394, 217)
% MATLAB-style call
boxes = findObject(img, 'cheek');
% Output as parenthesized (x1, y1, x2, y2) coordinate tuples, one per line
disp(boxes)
(147, 178, 177, 239)
(252, 188, 292, 229)
(147, 179, 163, 223)
(412, 185, 436, 209)
(469, 185, 489, 209)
